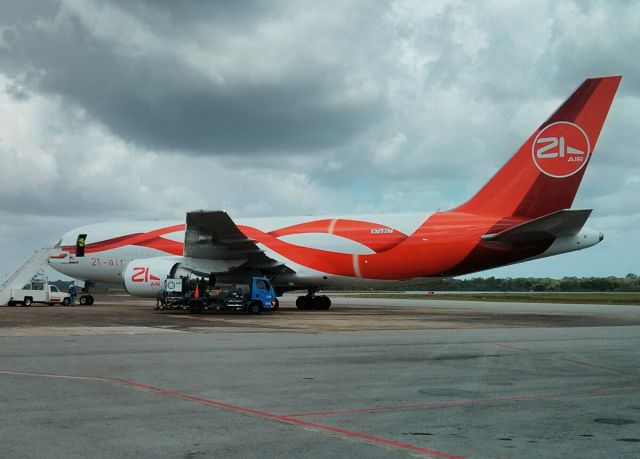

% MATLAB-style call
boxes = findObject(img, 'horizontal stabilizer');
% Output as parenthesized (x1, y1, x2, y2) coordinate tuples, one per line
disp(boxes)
(482, 209, 592, 243)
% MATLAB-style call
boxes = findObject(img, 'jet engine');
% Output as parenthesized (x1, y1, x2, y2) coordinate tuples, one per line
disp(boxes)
(123, 258, 181, 297)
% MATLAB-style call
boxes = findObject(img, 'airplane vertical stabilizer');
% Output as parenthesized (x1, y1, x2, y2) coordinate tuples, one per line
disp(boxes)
(454, 76, 621, 219)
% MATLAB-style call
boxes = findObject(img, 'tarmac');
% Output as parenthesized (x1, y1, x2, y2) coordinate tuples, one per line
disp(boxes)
(1, 295, 639, 458)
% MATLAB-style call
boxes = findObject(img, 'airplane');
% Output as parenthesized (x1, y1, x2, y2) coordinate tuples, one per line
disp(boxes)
(49, 76, 621, 309)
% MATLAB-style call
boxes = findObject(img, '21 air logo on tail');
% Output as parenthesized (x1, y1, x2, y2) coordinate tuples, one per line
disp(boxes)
(532, 121, 591, 178)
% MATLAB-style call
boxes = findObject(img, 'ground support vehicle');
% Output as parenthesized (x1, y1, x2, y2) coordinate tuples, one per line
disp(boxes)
(8, 279, 71, 306)
(155, 276, 278, 315)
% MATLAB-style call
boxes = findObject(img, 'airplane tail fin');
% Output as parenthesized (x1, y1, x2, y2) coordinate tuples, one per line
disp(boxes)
(454, 76, 621, 219)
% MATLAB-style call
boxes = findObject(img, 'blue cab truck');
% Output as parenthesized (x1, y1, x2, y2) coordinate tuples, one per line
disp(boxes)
(158, 276, 278, 315)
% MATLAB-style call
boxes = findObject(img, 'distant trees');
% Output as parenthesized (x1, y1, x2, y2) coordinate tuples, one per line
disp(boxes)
(51, 274, 640, 293)
(332, 274, 640, 292)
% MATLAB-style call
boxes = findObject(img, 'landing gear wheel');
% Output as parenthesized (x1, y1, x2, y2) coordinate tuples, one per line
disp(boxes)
(248, 301, 262, 315)
(312, 296, 324, 310)
(296, 296, 313, 310)
(62, 298, 71, 306)
(22, 298, 32, 307)
(318, 296, 331, 310)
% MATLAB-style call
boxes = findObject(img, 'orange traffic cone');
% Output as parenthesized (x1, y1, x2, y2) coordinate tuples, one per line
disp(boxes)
(194, 282, 200, 298)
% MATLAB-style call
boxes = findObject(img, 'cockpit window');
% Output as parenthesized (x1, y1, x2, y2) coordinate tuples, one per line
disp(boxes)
(54, 239, 62, 247)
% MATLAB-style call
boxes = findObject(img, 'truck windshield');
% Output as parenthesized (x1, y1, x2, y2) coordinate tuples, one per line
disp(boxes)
(256, 280, 268, 290)
(50, 286, 59, 292)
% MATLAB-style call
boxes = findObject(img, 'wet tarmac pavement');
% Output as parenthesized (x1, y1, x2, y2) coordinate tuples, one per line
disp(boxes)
(1, 295, 639, 458)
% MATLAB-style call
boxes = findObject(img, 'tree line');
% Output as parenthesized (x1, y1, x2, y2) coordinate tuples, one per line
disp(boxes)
(332, 273, 640, 292)
(50, 274, 640, 293)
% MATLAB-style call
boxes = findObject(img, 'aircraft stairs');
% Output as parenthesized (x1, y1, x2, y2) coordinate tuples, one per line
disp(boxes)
(0, 248, 60, 306)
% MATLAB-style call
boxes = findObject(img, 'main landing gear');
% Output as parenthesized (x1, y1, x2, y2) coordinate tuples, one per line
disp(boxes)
(78, 281, 95, 305)
(296, 289, 331, 310)
(79, 294, 94, 305)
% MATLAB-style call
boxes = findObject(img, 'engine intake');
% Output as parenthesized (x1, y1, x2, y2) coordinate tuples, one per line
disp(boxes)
(123, 258, 180, 297)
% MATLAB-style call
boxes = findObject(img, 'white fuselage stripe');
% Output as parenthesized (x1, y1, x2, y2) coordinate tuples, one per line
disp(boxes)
(352, 254, 361, 278)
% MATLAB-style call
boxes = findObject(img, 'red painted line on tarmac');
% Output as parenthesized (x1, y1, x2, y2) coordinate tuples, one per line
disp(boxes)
(0, 368, 463, 459)
(283, 386, 640, 418)
(491, 342, 639, 376)
(555, 356, 640, 376)
(277, 416, 464, 459)
(106, 377, 284, 419)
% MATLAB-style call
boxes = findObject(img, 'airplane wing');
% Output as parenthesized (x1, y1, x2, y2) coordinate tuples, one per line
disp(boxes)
(482, 209, 593, 243)
(184, 210, 288, 271)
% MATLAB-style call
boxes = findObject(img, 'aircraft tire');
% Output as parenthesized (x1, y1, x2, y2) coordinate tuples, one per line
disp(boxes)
(295, 296, 307, 310)
(320, 296, 331, 310)
(311, 296, 325, 310)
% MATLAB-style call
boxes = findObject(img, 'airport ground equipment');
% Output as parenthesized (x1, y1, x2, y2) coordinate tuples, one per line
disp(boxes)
(8, 277, 71, 306)
(156, 276, 278, 314)
(0, 248, 62, 306)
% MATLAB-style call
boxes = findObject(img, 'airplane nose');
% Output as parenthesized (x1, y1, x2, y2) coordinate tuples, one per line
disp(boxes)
(599, 232, 604, 242)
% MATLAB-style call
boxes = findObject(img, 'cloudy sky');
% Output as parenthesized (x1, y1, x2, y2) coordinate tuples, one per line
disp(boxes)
(0, 0, 638, 280)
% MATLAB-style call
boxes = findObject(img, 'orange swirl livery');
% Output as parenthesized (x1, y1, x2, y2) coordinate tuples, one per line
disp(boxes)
(49, 76, 621, 308)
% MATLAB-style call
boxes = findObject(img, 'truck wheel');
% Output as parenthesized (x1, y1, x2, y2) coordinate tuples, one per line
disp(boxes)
(79, 295, 89, 305)
(23, 298, 32, 307)
(189, 300, 203, 314)
(62, 298, 70, 306)
(87, 295, 94, 305)
(248, 301, 262, 315)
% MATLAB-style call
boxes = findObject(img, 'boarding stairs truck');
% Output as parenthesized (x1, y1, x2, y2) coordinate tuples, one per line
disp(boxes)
(157, 276, 278, 315)
(0, 248, 62, 306)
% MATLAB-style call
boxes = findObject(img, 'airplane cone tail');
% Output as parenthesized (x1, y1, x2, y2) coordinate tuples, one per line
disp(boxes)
(454, 76, 621, 219)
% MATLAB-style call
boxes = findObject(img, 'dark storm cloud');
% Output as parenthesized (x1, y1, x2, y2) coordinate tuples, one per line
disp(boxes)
(108, 0, 275, 26)
(0, 0, 59, 26)
(0, 1, 385, 155)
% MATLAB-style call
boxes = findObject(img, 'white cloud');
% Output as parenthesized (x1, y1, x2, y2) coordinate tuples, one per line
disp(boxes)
(0, 0, 638, 278)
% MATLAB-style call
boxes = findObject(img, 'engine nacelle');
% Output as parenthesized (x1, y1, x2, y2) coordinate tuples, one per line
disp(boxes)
(123, 258, 180, 298)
